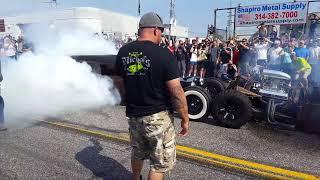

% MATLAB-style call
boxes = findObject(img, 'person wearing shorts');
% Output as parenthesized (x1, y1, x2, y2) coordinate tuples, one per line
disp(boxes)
(116, 12, 189, 180)
(291, 54, 312, 89)
(128, 111, 176, 173)
(197, 44, 208, 83)
(187, 40, 198, 77)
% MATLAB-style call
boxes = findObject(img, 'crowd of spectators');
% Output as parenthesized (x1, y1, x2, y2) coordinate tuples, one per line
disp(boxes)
(2, 28, 319, 89)
(165, 30, 320, 88)
(0, 35, 33, 59)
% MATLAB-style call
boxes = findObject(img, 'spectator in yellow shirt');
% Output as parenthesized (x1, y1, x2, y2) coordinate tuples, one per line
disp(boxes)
(291, 54, 312, 89)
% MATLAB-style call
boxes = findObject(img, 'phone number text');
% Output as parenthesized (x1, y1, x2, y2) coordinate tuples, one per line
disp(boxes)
(254, 11, 298, 20)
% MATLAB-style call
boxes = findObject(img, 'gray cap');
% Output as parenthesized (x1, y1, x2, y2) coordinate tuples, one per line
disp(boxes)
(139, 12, 164, 28)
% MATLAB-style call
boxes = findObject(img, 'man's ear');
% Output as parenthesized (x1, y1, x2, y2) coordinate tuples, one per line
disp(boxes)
(154, 29, 157, 36)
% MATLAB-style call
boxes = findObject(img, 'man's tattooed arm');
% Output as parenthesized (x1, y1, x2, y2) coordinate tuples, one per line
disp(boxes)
(166, 78, 189, 123)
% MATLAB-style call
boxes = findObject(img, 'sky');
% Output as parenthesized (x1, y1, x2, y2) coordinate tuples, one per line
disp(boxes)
(0, 0, 319, 37)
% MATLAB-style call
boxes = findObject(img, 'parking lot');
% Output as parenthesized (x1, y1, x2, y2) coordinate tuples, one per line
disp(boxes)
(1, 105, 319, 179)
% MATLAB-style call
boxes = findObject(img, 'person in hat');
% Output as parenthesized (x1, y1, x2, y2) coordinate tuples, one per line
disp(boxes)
(115, 12, 189, 180)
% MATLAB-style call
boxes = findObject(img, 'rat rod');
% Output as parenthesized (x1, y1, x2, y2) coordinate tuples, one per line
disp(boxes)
(72, 55, 320, 134)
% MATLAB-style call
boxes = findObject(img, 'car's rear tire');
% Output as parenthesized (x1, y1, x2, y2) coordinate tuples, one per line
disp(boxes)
(211, 90, 252, 128)
(184, 86, 211, 121)
(202, 78, 226, 98)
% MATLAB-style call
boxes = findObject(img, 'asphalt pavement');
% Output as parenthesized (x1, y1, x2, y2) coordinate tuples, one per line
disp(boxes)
(0, 124, 251, 179)
(0, 105, 319, 179)
(59, 106, 320, 175)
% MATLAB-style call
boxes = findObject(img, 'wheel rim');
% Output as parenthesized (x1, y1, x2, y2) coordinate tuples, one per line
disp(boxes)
(186, 95, 204, 115)
(217, 100, 241, 123)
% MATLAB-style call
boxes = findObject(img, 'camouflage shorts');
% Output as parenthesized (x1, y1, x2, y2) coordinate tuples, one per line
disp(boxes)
(128, 111, 176, 173)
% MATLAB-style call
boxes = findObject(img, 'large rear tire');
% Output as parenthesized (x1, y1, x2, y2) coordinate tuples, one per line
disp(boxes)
(211, 90, 252, 128)
(184, 86, 212, 121)
(202, 78, 226, 98)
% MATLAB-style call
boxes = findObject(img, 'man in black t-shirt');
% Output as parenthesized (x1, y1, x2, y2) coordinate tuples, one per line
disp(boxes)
(238, 39, 251, 75)
(208, 40, 219, 77)
(218, 43, 232, 77)
(219, 45, 232, 64)
(116, 12, 189, 180)
(185, 38, 192, 75)
(175, 40, 187, 77)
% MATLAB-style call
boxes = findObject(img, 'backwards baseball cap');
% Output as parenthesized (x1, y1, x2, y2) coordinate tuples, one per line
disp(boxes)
(139, 12, 164, 29)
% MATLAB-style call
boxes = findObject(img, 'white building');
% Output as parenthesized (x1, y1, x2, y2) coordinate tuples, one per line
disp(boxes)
(0, 7, 189, 40)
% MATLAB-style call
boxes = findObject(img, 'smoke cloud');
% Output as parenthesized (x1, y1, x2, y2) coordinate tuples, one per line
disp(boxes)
(1, 25, 121, 128)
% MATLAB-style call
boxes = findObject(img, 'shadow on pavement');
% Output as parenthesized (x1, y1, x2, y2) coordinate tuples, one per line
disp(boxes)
(75, 138, 132, 180)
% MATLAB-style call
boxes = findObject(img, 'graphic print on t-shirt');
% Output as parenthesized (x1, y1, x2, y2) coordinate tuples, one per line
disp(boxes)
(121, 51, 151, 76)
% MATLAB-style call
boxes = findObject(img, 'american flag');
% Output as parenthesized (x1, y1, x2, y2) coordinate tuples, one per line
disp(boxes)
(238, 14, 251, 21)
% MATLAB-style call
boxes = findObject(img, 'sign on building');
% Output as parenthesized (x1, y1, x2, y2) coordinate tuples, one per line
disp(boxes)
(0, 19, 5, 32)
(236, 2, 308, 27)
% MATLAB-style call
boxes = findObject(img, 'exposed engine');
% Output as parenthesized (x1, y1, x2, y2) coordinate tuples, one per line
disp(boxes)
(250, 69, 295, 128)
(253, 69, 291, 100)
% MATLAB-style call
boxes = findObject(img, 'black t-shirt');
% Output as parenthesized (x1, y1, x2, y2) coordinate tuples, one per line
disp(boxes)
(185, 44, 192, 60)
(176, 46, 186, 61)
(219, 49, 231, 64)
(116, 40, 179, 117)
(227, 66, 237, 78)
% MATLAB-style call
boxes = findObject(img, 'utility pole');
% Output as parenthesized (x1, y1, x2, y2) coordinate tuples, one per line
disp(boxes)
(227, 0, 233, 39)
(227, 10, 233, 39)
(169, 0, 176, 42)
(137, 0, 141, 37)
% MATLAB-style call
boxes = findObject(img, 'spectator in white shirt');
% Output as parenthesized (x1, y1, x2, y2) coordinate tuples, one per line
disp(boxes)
(267, 40, 284, 71)
(254, 37, 271, 67)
